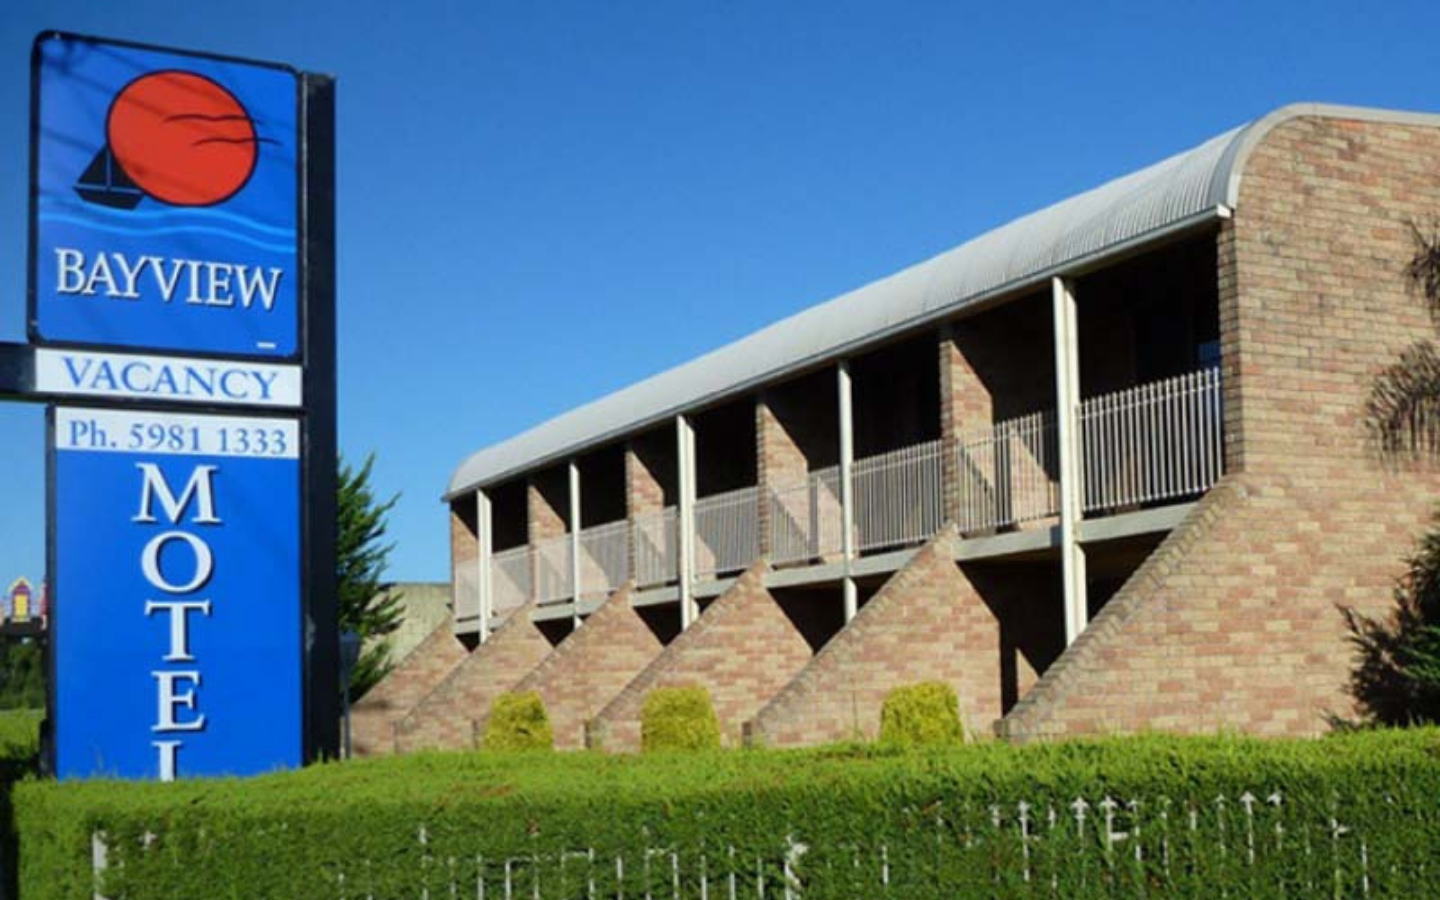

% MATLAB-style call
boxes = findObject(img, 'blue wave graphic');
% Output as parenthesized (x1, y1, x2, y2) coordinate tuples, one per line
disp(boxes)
(39, 195, 295, 239)
(38, 213, 294, 254)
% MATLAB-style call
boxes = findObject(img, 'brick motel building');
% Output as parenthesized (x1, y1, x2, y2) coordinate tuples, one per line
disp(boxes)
(354, 103, 1440, 754)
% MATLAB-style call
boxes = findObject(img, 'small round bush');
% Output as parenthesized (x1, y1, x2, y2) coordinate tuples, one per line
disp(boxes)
(641, 686, 721, 752)
(484, 691, 554, 751)
(878, 681, 963, 747)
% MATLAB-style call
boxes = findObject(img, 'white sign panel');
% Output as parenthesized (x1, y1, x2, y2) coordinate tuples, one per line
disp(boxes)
(37, 348, 302, 408)
(55, 407, 300, 459)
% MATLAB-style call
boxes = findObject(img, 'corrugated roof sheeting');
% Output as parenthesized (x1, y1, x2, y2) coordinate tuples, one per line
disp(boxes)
(446, 104, 1439, 497)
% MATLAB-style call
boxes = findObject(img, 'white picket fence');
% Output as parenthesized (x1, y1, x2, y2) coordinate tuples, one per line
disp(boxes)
(95, 789, 1409, 900)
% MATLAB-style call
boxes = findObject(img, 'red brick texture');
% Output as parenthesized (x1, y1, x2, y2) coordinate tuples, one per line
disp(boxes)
(393, 602, 555, 752)
(750, 527, 1008, 745)
(350, 616, 469, 756)
(1003, 114, 1440, 740)
(940, 303, 1058, 533)
(527, 478, 567, 541)
(590, 562, 811, 751)
(626, 443, 669, 581)
(939, 332, 990, 526)
(502, 584, 662, 749)
(451, 504, 478, 565)
(626, 444, 666, 517)
(757, 399, 810, 556)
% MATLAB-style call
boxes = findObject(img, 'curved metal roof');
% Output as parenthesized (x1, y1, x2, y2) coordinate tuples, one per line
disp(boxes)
(447, 103, 1440, 498)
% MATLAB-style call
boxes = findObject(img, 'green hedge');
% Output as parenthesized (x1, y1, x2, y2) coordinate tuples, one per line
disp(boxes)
(640, 686, 720, 752)
(879, 681, 964, 747)
(483, 691, 553, 751)
(0, 710, 43, 900)
(0, 710, 42, 771)
(12, 730, 1440, 900)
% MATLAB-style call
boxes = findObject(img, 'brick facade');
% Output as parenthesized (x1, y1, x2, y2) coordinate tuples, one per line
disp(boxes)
(527, 475, 567, 540)
(499, 584, 661, 749)
(1003, 115, 1440, 740)
(429, 108, 1440, 750)
(750, 528, 1003, 744)
(393, 602, 554, 751)
(625, 441, 668, 578)
(939, 332, 990, 523)
(940, 298, 1058, 533)
(626, 443, 667, 517)
(350, 616, 469, 756)
(450, 504, 478, 565)
(756, 398, 811, 556)
(589, 562, 811, 751)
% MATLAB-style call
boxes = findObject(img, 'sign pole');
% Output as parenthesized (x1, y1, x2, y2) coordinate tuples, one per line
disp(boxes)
(300, 72, 339, 762)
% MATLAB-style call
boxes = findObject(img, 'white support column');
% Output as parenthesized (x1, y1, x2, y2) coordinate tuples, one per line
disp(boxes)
(1052, 275, 1088, 645)
(476, 489, 493, 643)
(676, 415, 699, 629)
(838, 361, 858, 621)
(568, 460, 582, 630)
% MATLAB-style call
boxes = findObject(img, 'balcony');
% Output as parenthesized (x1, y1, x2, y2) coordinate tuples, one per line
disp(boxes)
(455, 368, 1224, 623)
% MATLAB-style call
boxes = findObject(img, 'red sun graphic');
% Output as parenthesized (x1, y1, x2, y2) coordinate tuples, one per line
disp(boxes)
(106, 70, 259, 207)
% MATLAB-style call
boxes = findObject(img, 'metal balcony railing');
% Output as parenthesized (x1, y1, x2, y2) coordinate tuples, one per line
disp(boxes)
(854, 439, 946, 552)
(767, 465, 843, 566)
(459, 370, 1225, 623)
(453, 558, 479, 624)
(954, 410, 1060, 534)
(492, 546, 531, 618)
(532, 534, 572, 605)
(694, 485, 761, 580)
(578, 519, 630, 599)
(1080, 367, 1223, 513)
(632, 507, 678, 588)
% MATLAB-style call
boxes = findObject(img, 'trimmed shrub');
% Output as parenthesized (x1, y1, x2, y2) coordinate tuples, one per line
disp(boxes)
(14, 731, 1440, 900)
(641, 686, 720, 752)
(0, 709, 42, 900)
(12, 731, 1440, 900)
(878, 681, 963, 747)
(483, 691, 553, 751)
(0, 709, 42, 768)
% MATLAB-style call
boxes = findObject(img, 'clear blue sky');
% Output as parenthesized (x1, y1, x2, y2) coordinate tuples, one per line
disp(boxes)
(0, 0, 1435, 586)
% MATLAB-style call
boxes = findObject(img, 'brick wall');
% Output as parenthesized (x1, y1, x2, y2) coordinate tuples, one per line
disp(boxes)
(589, 561, 812, 751)
(393, 602, 555, 751)
(626, 443, 666, 517)
(941, 300, 1057, 532)
(626, 442, 667, 579)
(350, 616, 469, 756)
(757, 398, 810, 556)
(528, 475, 567, 540)
(1003, 114, 1440, 740)
(751, 528, 1005, 745)
(499, 584, 662, 749)
(451, 502, 478, 565)
(450, 500, 479, 629)
(939, 331, 991, 523)
(369, 582, 452, 667)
